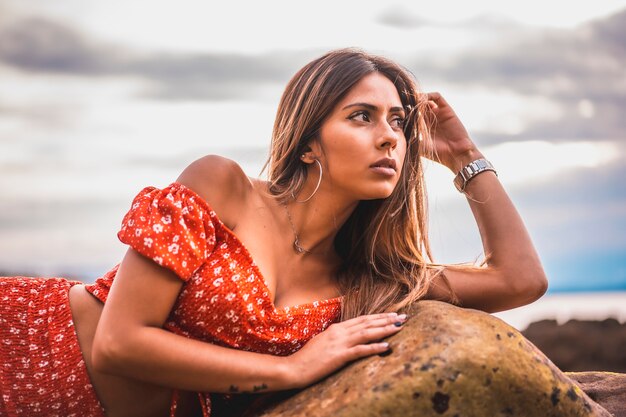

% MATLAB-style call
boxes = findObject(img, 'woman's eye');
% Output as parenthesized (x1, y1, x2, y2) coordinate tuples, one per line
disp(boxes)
(349, 111, 370, 122)
(391, 117, 406, 129)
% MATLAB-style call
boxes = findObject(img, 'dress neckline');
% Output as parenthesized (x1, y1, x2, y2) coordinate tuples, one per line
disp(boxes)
(170, 182, 344, 313)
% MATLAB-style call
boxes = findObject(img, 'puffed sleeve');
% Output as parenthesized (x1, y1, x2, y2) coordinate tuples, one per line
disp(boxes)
(117, 183, 217, 281)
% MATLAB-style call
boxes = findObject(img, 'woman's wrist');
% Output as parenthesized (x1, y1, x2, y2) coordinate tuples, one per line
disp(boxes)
(272, 355, 301, 390)
(448, 148, 485, 174)
(453, 158, 496, 193)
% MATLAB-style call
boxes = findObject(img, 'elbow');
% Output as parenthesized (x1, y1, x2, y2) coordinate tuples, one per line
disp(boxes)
(91, 330, 132, 376)
(533, 270, 549, 300)
(526, 262, 548, 301)
(510, 265, 548, 307)
(523, 275, 548, 305)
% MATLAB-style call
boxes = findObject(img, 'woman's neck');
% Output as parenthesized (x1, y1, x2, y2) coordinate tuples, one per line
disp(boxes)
(283, 186, 359, 257)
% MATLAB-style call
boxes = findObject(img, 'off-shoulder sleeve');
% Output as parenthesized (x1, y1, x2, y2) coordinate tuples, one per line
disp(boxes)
(117, 183, 217, 281)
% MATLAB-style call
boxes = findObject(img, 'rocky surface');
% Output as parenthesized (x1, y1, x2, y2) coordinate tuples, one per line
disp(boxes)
(241, 300, 611, 417)
(523, 319, 626, 372)
(567, 372, 626, 417)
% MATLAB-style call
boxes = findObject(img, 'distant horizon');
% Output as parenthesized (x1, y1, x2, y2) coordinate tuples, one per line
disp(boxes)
(1, 262, 624, 295)
(493, 291, 626, 330)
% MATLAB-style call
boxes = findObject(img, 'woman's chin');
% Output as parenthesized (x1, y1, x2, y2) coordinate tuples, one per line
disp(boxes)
(359, 186, 396, 201)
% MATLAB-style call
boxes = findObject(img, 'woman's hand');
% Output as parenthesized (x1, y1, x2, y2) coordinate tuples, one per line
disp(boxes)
(283, 312, 407, 389)
(421, 92, 484, 173)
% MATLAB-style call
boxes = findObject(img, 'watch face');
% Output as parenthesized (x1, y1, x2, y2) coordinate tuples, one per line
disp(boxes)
(453, 159, 495, 192)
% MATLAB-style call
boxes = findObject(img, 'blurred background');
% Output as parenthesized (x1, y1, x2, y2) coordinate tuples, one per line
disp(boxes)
(1, 0, 625, 348)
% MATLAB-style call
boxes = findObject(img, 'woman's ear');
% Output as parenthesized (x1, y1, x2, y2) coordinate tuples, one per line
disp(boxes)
(302, 139, 323, 164)
(300, 152, 317, 164)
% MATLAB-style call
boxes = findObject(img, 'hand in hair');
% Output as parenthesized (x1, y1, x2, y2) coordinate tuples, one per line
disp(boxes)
(421, 92, 485, 173)
(282, 312, 406, 389)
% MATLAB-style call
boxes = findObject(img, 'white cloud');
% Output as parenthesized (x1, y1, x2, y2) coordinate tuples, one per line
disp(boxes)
(9, 0, 626, 55)
(578, 99, 596, 118)
(424, 139, 621, 204)
(488, 140, 621, 185)
(438, 88, 564, 135)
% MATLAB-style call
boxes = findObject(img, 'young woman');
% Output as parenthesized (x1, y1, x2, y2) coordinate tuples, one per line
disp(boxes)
(0, 48, 547, 417)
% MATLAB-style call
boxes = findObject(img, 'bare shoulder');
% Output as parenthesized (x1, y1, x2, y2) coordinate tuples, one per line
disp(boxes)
(176, 155, 253, 229)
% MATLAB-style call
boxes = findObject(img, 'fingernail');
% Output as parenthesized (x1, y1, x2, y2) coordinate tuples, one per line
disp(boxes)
(379, 345, 393, 357)
(394, 321, 403, 327)
(397, 313, 407, 320)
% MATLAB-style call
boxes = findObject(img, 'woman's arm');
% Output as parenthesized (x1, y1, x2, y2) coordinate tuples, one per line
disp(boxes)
(93, 248, 405, 393)
(422, 93, 548, 313)
(92, 247, 292, 393)
(92, 157, 405, 392)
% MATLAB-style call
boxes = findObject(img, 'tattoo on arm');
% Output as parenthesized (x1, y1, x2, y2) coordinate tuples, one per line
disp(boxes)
(227, 383, 268, 394)
(252, 383, 268, 392)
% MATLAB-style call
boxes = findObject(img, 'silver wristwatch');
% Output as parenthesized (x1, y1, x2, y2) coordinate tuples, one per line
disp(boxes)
(453, 158, 497, 192)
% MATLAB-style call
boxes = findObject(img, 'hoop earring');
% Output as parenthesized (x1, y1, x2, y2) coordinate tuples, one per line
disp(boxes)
(294, 159, 323, 203)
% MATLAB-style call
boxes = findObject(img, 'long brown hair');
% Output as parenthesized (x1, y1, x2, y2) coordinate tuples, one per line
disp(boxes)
(265, 48, 444, 320)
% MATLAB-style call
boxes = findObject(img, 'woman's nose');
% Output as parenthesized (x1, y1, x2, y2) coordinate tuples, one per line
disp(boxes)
(377, 122, 399, 150)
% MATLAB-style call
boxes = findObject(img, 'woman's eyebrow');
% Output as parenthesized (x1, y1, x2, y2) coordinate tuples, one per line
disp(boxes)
(342, 102, 405, 114)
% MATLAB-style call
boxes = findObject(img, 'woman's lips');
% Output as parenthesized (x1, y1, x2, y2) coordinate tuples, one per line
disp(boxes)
(370, 158, 397, 176)
(369, 166, 396, 176)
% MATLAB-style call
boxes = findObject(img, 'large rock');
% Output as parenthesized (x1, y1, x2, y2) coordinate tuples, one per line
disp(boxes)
(567, 372, 626, 417)
(243, 300, 611, 417)
(522, 319, 626, 372)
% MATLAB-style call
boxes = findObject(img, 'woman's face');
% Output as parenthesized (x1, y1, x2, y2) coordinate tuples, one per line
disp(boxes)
(314, 72, 407, 201)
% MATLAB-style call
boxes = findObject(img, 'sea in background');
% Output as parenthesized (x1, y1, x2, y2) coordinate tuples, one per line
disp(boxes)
(494, 292, 626, 330)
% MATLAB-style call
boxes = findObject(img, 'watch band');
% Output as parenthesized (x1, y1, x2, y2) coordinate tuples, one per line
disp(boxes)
(453, 158, 497, 192)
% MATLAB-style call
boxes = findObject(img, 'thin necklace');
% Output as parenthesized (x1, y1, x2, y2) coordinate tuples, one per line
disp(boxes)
(283, 204, 311, 254)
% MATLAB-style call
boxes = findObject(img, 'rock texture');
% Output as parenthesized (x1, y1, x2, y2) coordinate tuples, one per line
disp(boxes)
(523, 319, 626, 372)
(243, 301, 611, 417)
(567, 372, 626, 417)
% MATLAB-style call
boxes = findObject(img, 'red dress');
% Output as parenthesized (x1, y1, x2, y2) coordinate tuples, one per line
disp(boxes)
(0, 277, 104, 417)
(0, 183, 342, 417)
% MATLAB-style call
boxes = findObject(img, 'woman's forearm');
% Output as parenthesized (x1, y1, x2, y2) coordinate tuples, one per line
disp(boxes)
(92, 314, 405, 395)
(454, 151, 548, 306)
(92, 325, 293, 394)
(425, 148, 547, 312)
(463, 159, 544, 275)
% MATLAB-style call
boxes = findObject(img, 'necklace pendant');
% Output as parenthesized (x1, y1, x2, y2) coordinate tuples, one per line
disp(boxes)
(285, 203, 311, 254)
(293, 238, 309, 254)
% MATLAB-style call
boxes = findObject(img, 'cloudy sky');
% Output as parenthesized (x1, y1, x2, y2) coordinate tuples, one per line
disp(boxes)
(0, 0, 625, 295)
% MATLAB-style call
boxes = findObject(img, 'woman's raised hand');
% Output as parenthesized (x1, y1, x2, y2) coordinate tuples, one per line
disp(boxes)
(283, 312, 407, 389)
(421, 92, 484, 173)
